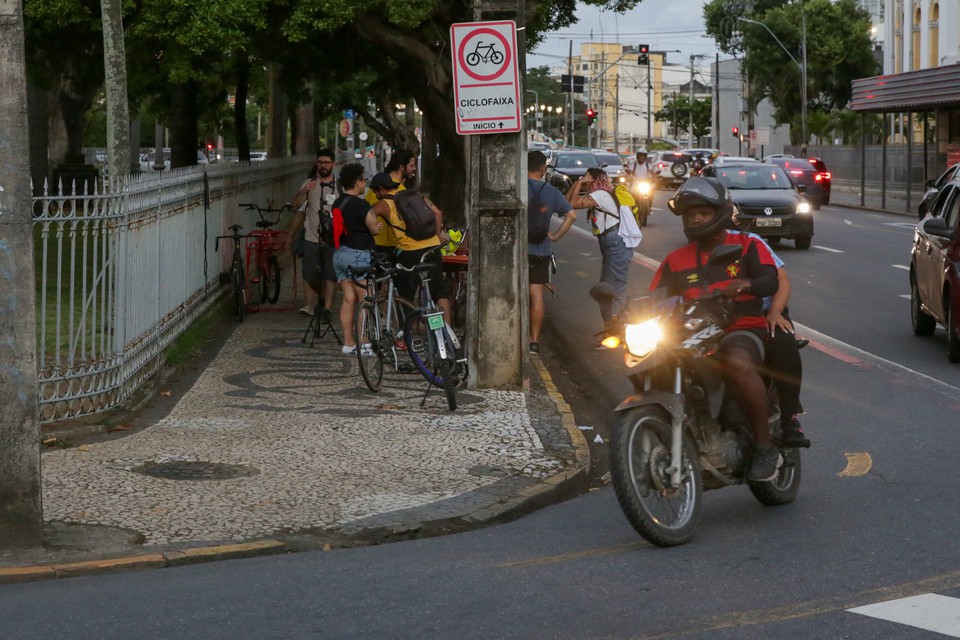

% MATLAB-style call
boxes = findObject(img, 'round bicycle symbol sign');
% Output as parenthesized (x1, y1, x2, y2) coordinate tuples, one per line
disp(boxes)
(457, 27, 512, 82)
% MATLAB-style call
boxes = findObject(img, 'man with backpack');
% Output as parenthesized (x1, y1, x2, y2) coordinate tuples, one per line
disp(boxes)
(527, 151, 576, 355)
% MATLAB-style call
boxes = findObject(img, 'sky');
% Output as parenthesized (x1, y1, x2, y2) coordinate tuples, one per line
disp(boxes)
(526, 0, 725, 73)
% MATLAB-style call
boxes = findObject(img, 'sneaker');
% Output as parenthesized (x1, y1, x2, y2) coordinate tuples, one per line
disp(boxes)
(341, 345, 357, 355)
(748, 445, 783, 482)
(529, 342, 539, 355)
(359, 343, 374, 357)
(780, 419, 808, 448)
(298, 307, 313, 316)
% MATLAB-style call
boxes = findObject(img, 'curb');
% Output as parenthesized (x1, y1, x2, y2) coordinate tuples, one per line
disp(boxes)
(0, 540, 287, 585)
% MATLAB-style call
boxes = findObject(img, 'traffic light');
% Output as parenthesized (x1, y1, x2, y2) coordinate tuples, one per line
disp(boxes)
(731, 126, 739, 138)
(586, 108, 597, 126)
(638, 44, 649, 65)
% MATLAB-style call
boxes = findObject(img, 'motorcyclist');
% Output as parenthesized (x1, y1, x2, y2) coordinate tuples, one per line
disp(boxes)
(691, 152, 706, 176)
(649, 177, 783, 481)
(627, 148, 653, 180)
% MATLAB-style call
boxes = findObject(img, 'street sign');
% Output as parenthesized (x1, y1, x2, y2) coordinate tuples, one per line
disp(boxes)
(748, 129, 757, 143)
(450, 20, 521, 135)
(561, 74, 585, 94)
(344, 109, 355, 119)
(338, 119, 351, 138)
(755, 127, 770, 146)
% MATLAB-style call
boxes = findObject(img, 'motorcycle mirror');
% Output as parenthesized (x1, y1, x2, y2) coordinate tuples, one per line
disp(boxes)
(708, 245, 742, 266)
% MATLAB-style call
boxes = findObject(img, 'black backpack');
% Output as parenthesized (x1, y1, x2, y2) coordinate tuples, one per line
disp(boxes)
(528, 180, 550, 244)
(385, 190, 437, 240)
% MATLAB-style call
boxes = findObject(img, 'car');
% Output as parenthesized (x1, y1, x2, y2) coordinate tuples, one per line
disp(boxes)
(593, 150, 629, 185)
(806, 157, 832, 205)
(545, 150, 601, 191)
(910, 178, 960, 362)
(762, 154, 795, 162)
(649, 150, 692, 188)
(702, 161, 814, 249)
(528, 141, 552, 153)
(918, 164, 960, 219)
(764, 156, 830, 209)
(711, 155, 760, 167)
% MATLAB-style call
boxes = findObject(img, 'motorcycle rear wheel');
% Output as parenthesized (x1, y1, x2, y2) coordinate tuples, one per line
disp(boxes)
(748, 446, 802, 505)
(610, 407, 702, 547)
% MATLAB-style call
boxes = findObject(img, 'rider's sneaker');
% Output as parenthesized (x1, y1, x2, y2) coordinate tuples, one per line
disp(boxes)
(748, 445, 782, 482)
(780, 418, 808, 447)
(529, 342, 539, 355)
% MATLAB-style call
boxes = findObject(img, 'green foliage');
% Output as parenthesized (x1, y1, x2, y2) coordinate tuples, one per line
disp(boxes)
(653, 94, 712, 143)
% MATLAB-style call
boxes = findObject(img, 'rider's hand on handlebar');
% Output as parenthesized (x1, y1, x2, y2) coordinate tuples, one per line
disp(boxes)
(723, 279, 750, 298)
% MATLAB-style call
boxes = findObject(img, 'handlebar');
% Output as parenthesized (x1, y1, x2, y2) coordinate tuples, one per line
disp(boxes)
(240, 203, 294, 229)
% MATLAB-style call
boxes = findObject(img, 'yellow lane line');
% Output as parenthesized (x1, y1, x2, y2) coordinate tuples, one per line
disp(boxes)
(497, 541, 648, 569)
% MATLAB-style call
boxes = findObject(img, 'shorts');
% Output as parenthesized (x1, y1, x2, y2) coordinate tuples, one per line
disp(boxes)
(720, 329, 766, 364)
(303, 240, 336, 284)
(529, 255, 550, 285)
(334, 246, 373, 282)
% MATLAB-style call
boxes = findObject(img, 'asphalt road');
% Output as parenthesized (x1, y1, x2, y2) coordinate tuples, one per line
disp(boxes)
(2, 194, 959, 639)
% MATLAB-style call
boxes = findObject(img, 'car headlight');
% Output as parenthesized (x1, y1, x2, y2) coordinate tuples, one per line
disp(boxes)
(624, 318, 662, 358)
(618, 176, 626, 183)
(796, 201, 811, 214)
(635, 181, 652, 196)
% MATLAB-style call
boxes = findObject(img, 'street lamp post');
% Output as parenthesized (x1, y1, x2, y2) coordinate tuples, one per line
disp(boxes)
(526, 89, 539, 136)
(738, 15, 807, 145)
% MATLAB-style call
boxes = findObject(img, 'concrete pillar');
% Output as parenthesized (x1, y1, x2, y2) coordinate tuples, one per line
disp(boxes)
(0, 0, 44, 548)
(464, 0, 526, 390)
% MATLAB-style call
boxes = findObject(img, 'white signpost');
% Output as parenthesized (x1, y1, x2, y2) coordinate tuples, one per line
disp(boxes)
(755, 126, 770, 146)
(450, 20, 521, 135)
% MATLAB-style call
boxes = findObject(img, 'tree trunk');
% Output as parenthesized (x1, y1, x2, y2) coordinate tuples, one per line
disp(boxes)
(100, 0, 131, 181)
(27, 82, 49, 194)
(169, 81, 199, 168)
(57, 84, 92, 161)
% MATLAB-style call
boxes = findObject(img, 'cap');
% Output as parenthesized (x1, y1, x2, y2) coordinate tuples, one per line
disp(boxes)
(369, 172, 400, 190)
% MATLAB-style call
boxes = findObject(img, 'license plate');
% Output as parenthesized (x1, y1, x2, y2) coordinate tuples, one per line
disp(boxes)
(755, 218, 782, 227)
(427, 314, 445, 330)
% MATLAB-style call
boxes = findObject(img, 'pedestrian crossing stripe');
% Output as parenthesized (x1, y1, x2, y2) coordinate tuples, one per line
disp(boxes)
(848, 593, 960, 637)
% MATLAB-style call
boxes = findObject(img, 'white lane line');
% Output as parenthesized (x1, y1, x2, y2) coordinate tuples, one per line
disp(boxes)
(813, 245, 844, 253)
(884, 222, 919, 230)
(848, 593, 960, 638)
(844, 219, 853, 225)
(899, 294, 910, 299)
(892, 264, 910, 271)
(795, 322, 960, 402)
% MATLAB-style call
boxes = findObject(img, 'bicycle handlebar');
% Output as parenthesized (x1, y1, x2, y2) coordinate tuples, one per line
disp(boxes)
(240, 203, 294, 229)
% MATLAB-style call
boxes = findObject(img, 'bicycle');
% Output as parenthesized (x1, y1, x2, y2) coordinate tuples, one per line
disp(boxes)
(215, 224, 248, 322)
(350, 253, 418, 392)
(465, 41, 504, 66)
(398, 248, 466, 411)
(240, 203, 292, 305)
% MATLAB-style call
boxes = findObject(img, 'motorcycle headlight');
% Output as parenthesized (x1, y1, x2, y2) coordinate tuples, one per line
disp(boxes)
(796, 201, 811, 214)
(636, 181, 652, 195)
(624, 318, 662, 358)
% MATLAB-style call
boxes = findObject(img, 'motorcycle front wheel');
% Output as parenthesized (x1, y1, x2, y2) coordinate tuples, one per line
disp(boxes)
(610, 407, 702, 547)
(748, 446, 802, 506)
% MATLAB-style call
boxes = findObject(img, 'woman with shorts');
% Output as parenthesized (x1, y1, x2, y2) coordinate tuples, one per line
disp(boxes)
(331, 164, 382, 354)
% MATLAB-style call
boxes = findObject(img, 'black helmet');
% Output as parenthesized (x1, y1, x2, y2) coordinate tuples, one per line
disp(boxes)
(667, 176, 734, 241)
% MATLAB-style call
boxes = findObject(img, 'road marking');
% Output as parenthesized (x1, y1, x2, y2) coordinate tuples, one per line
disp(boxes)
(844, 219, 853, 225)
(838, 452, 873, 477)
(795, 323, 960, 403)
(884, 222, 919, 230)
(899, 294, 910, 299)
(848, 594, 960, 638)
(813, 245, 844, 253)
(631, 253, 660, 272)
(892, 264, 910, 271)
(497, 540, 648, 568)
(574, 270, 590, 278)
(805, 339, 866, 366)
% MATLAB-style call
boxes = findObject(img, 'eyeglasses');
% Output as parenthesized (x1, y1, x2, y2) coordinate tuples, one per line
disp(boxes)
(316, 160, 333, 166)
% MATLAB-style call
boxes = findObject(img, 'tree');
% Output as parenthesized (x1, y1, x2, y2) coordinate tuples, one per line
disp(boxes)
(703, 0, 878, 143)
(653, 94, 712, 144)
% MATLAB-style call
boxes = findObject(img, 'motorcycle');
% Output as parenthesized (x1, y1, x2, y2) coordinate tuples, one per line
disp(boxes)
(595, 245, 804, 547)
(691, 156, 706, 176)
(629, 176, 654, 227)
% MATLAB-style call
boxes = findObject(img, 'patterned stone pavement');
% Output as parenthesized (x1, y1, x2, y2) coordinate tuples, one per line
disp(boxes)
(39, 309, 587, 548)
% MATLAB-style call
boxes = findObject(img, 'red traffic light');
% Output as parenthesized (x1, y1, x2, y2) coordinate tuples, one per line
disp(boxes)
(586, 108, 597, 125)
(731, 126, 739, 138)
(206, 143, 214, 151)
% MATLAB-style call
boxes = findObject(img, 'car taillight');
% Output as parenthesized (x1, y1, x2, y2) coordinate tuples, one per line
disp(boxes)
(814, 172, 831, 181)
(658, 162, 665, 169)
(790, 170, 804, 176)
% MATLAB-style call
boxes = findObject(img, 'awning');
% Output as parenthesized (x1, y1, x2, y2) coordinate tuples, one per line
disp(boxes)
(851, 65, 960, 112)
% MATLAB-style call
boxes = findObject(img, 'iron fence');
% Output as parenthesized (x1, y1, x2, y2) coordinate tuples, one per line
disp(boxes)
(32, 157, 307, 422)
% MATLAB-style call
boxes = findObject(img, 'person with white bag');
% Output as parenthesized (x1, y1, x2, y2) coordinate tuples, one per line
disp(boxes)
(565, 167, 642, 347)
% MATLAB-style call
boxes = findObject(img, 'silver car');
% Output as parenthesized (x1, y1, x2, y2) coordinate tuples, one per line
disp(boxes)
(593, 150, 629, 185)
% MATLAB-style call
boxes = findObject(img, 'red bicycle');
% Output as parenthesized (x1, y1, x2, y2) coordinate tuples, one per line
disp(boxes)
(240, 203, 292, 305)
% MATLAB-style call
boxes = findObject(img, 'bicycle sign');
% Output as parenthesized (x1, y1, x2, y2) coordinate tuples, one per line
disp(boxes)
(450, 20, 521, 136)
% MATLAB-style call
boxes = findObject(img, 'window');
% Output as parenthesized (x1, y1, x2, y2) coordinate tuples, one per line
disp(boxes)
(944, 187, 960, 231)
(929, 2, 939, 68)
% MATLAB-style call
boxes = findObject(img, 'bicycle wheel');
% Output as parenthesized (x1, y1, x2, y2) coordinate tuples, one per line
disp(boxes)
(437, 356, 458, 411)
(404, 310, 458, 390)
(230, 254, 246, 322)
(265, 255, 282, 304)
(386, 296, 417, 370)
(354, 301, 384, 392)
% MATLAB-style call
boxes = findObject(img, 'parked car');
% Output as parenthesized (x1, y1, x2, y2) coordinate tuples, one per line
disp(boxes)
(919, 163, 960, 219)
(910, 178, 960, 362)
(545, 150, 601, 191)
(649, 150, 692, 188)
(702, 160, 814, 249)
(765, 156, 830, 209)
(529, 141, 552, 153)
(593, 150, 629, 185)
